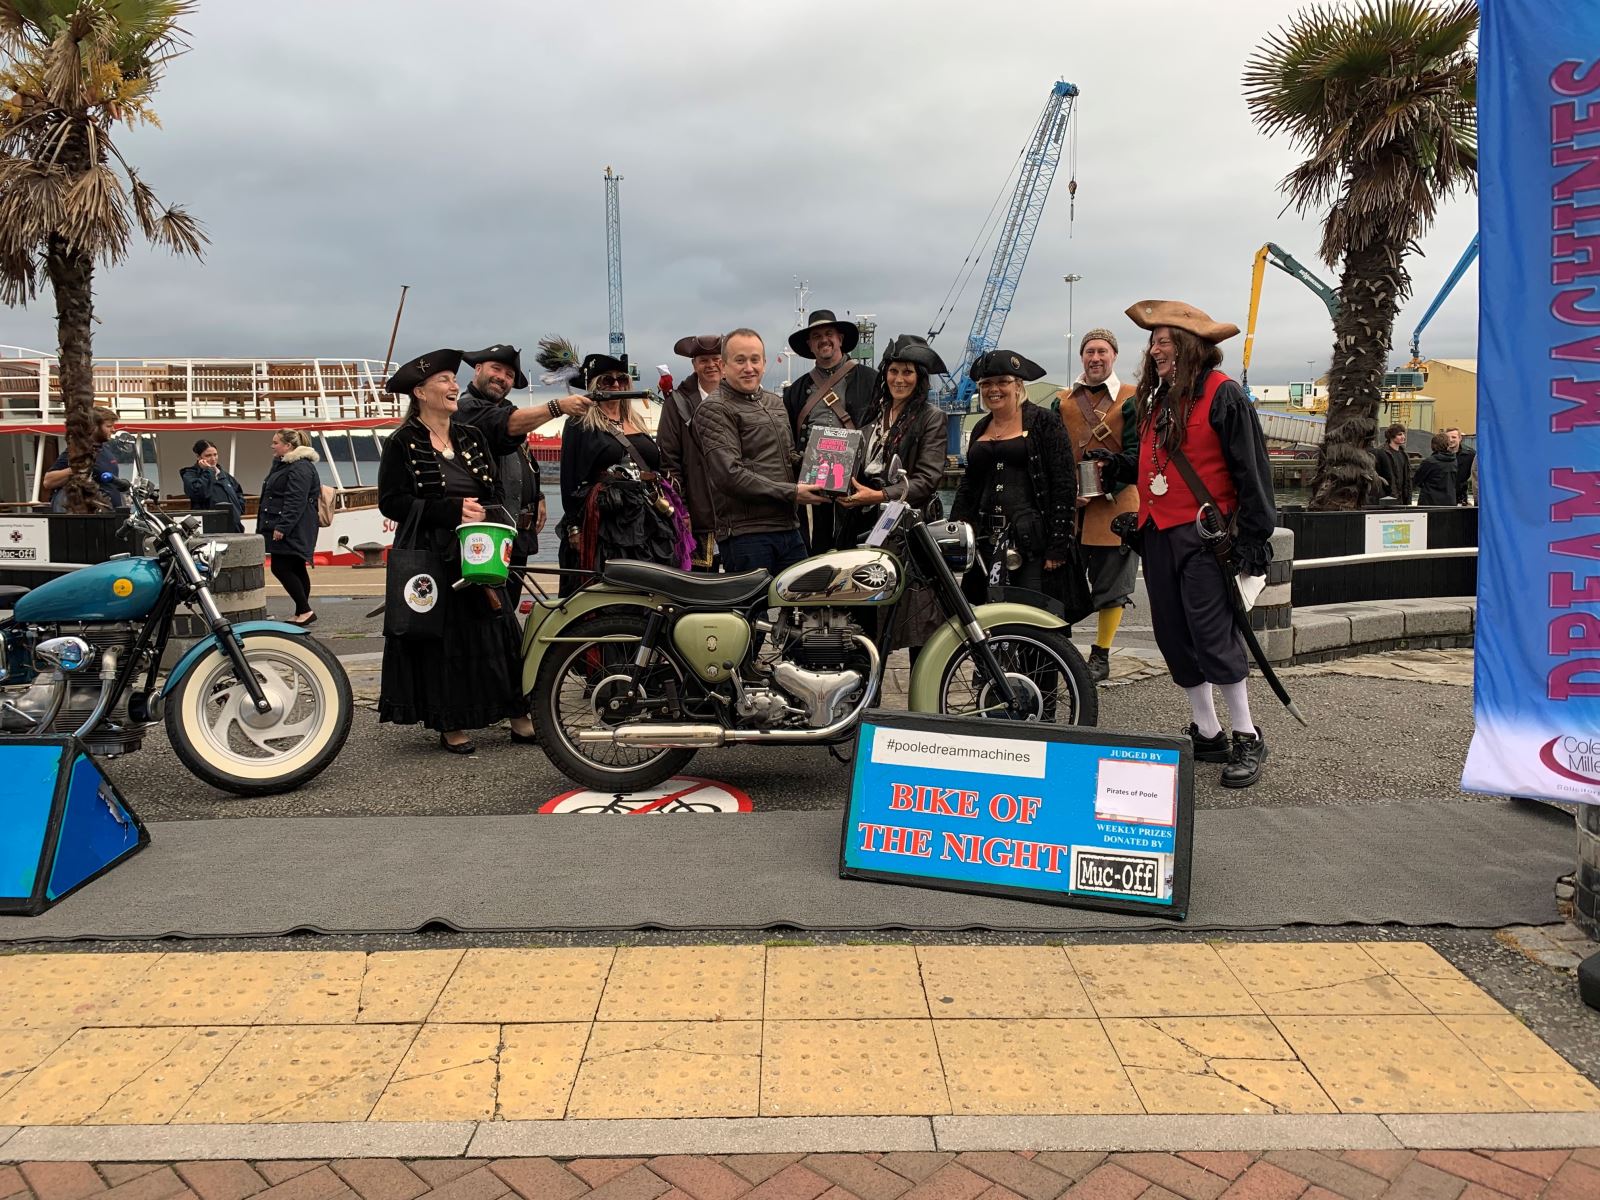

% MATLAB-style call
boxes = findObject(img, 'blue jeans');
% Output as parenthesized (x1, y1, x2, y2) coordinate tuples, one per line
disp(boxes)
(721, 529, 808, 574)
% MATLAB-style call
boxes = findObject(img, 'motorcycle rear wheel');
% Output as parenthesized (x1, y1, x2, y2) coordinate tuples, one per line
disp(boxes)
(164, 631, 353, 795)
(934, 624, 1098, 727)
(532, 611, 697, 793)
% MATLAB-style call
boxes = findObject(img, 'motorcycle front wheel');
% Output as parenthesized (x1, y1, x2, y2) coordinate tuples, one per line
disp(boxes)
(935, 623, 1098, 727)
(531, 611, 697, 793)
(164, 631, 353, 795)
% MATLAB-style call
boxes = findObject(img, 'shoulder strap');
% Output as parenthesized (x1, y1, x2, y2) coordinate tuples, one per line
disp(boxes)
(795, 360, 857, 429)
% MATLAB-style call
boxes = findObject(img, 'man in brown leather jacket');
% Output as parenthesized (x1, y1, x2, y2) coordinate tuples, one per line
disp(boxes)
(1054, 328, 1140, 683)
(659, 333, 724, 569)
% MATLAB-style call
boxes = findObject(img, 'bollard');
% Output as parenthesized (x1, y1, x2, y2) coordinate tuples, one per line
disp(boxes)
(1578, 803, 1600, 940)
(162, 533, 267, 668)
(1251, 526, 1294, 664)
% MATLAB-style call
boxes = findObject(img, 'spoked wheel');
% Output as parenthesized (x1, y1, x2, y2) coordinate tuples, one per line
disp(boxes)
(164, 631, 353, 795)
(531, 612, 696, 792)
(937, 624, 1098, 727)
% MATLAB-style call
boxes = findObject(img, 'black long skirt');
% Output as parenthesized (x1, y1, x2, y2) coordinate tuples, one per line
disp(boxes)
(378, 585, 527, 732)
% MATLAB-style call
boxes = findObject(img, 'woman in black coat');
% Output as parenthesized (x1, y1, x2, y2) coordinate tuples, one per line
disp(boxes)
(376, 349, 535, 754)
(257, 429, 321, 624)
(181, 440, 246, 533)
(951, 350, 1076, 606)
(1414, 432, 1459, 506)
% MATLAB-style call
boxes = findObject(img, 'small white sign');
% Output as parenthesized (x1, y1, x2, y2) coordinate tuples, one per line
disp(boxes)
(865, 500, 907, 547)
(0, 517, 47, 563)
(1364, 511, 1427, 555)
(870, 726, 1046, 778)
(1094, 757, 1178, 826)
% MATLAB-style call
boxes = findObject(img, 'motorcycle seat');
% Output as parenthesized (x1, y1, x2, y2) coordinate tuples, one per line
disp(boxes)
(599, 560, 771, 607)
(0, 584, 28, 611)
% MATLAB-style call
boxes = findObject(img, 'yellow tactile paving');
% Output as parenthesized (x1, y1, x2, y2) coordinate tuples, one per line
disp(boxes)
(934, 1019, 1139, 1115)
(101, 952, 364, 1026)
(1209, 1060, 1339, 1114)
(916, 946, 1093, 1018)
(368, 1023, 498, 1122)
(356, 950, 465, 1023)
(429, 948, 613, 1023)
(0, 952, 162, 1032)
(597, 946, 764, 1022)
(764, 946, 928, 1020)
(568, 1021, 760, 1118)
(1395, 972, 1510, 1015)
(1359, 940, 1463, 977)
(1103, 1016, 1294, 1072)
(1215, 943, 1427, 1016)
(173, 1024, 416, 1123)
(1275, 1015, 1531, 1113)
(1442, 1015, 1579, 1076)
(496, 1023, 590, 1120)
(0, 1026, 226, 1126)
(88, 1028, 248, 1125)
(0, 1030, 73, 1100)
(1501, 1072, 1600, 1112)
(1068, 944, 1260, 1017)
(762, 1019, 949, 1115)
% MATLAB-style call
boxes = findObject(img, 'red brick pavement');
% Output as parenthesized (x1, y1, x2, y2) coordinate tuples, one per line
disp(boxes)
(3, 1152, 1600, 1200)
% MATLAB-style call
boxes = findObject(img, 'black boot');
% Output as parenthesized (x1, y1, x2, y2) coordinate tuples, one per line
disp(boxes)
(1221, 728, 1268, 788)
(1188, 723, 1230, 763)
(1087, 645, 1110, 683)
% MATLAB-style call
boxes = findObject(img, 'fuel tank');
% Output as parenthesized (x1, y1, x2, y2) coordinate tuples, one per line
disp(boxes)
(12, 557, 165, 623)
(771, 548, 903, 606)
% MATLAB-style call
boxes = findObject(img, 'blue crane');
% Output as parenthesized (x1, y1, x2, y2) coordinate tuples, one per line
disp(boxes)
(604, 166, 625, 361)
(929, 79, 1079, 449)
(1407, 233, 1479, 367)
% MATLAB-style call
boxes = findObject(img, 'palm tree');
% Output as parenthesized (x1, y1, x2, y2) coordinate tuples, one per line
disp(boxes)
(0, 0, 205, 512)
(1243, 0, 1477, 511)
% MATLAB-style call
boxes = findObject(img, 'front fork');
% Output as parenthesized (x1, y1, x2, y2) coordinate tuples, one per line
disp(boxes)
(171, 532, 272, 714)
(908, 522, 1024, 716)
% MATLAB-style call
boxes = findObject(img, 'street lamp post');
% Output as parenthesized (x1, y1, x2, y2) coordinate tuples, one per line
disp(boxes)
(1063, 274, 1083, 350)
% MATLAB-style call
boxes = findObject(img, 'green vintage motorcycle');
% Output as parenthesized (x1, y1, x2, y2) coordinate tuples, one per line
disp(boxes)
(522, 466, 1096, 791)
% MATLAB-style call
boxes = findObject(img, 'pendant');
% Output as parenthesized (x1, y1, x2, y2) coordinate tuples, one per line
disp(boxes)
(1149, 472, 1169, 497)
(440, 447, 455, 461)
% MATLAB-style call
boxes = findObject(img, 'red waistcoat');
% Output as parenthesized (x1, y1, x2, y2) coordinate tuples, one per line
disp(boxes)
(1137, 371, 1238, 529)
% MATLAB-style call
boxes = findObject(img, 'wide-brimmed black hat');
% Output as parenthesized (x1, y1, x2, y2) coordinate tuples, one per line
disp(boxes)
(573, 352, 630, 390)
(879, 333, 948, 376)
(385, 349, 462, 395)
(462, 343, 528, 389)
(787, 309, 860, 359)
(673, 333, 723, 359)
(969, 349, 1046, 383)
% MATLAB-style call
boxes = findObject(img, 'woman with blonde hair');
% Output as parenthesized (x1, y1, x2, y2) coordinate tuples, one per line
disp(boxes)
(257, 427, 320, 625)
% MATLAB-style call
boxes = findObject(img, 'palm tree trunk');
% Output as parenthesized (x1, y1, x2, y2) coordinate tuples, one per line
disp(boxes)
(1308, 241, 1408, 511)
(44, 232, 105, 514)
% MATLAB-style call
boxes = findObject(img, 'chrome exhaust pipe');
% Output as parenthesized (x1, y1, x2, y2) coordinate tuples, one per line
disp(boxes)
(576, 637, 881, 749)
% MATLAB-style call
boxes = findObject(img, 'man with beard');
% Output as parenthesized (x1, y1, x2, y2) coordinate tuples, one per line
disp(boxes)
(456, 344, 591, 605)
(783, 309, 876, 550)
(658, 333, 724, 569)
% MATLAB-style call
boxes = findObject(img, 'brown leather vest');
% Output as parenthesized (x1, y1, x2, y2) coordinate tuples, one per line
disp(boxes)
(1058, 381, 1138, 546)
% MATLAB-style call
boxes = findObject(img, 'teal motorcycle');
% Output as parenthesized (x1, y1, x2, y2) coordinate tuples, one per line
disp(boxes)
(0, 473, 352, 795)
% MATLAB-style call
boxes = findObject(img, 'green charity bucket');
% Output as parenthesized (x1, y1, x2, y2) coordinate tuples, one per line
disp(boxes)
(457, 522, 517, 584)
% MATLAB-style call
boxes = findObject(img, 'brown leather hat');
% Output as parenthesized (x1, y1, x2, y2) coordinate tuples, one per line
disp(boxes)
(1125, 299, 1240, 343)
(673, 333, 722, 358)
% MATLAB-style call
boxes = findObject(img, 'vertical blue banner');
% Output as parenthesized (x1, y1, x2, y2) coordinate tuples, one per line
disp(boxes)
(1464, 0, 1600, 802)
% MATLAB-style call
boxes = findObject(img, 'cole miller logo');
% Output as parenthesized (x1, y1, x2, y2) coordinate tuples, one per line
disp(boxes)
(1539, 735, 1600, 787)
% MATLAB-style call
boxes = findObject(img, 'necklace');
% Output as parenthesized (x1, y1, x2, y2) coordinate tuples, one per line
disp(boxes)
(423, 425, 454, 460)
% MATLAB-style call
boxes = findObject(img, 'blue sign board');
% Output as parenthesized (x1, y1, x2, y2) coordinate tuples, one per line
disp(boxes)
(840, 711, 1193, 920)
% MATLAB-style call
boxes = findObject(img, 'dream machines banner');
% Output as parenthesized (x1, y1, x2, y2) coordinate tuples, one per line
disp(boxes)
(1464, 0, 1600, 804)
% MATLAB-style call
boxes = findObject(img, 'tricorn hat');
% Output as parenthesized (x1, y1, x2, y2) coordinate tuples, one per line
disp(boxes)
(879, 333, 948, 376)
(787, 309, 860, 359)
(1125, 299, 1240, 343)
(969, 349, 1046, 383)
(673, 333, 723, 359)
(574, 352, 630, 390)
(461, 343, 528, 389)
(385, 349, 462, 395)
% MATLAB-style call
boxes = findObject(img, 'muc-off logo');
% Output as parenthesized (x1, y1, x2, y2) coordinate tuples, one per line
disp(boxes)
(1539, 736, 1600, 786)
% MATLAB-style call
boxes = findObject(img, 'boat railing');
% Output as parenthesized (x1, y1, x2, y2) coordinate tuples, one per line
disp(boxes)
(0, 349, 406, 425)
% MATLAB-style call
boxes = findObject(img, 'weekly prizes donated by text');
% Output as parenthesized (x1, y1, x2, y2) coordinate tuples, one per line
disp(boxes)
(841, 713, 1191, 918)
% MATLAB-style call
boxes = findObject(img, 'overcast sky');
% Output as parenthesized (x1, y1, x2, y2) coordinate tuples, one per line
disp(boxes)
(0, 0, 1481, 387)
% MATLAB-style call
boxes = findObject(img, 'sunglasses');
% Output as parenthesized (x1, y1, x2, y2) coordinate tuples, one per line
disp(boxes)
(594, 374, 631, 388)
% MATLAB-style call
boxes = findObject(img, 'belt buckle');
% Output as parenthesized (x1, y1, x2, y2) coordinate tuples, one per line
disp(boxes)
(1090, 420, 1114, 443)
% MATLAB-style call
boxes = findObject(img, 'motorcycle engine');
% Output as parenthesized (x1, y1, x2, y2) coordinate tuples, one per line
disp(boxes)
(0, 623, 148, 755)
(760, 610, 868, 728)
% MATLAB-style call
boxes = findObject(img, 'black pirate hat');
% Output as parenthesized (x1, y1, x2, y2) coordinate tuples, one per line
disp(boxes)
(462, 343, 529, 389)
(787, 309, 860, 359)
(385, 349, 463, 395)
(969, 349, 1046, 383)
(573, 352, 630, 390)
(673, 333, 723, 359)
(879, 333, 948, 376)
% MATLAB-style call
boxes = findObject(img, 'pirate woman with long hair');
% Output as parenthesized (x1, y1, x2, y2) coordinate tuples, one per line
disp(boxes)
(1088, 301, 1276, 787)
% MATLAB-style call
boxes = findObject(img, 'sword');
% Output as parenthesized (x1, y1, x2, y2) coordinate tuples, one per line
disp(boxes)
(1196, 506, 1309, 727)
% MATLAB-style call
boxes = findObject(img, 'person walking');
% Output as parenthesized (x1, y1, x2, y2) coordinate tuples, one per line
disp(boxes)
(1088, 300, 1277, 788)
(257, 429, 320, 626)
(1053, 328, 1140, 683)
(1372, 424, 1413, 504)
(1414, 432, 1459, 505)
(659, 333, 724, 570)
(783, 310, 877, 551)
(376, 349, 536, 754)
(181, 439, 246, 532)
(1444, 427, 1474, 505)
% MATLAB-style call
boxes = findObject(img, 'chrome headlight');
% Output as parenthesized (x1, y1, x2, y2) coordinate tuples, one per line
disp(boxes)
(931, 521, 977, 572)
(190, 539, 228, 574)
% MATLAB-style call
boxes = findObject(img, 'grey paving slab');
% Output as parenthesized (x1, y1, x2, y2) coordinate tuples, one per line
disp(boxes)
(0, 1122, 476, 1162)
(1381, 1112, 1600, 1149)
(932, 1114, 1402, 1151)
(1381, 598, 1474, 637)
(467, 1117, 937, 1156)
(1293, 613, 1352, 655)
(1316, 604, 1406, 643)
(0, 1127, 16, 1154)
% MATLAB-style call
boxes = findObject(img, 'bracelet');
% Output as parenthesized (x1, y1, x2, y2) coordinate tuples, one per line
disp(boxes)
(546, 398, 560, 419)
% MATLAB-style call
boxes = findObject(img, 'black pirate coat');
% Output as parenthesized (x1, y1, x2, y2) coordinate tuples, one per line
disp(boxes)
(377, 418, 505, 532)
